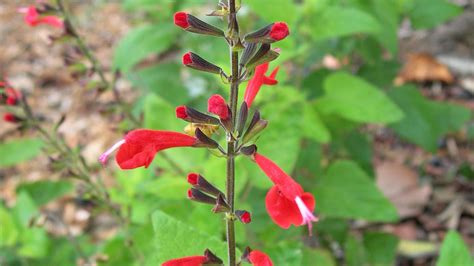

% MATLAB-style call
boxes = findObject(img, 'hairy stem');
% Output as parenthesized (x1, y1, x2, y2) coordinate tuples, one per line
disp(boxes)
(226, 0, 239, 265)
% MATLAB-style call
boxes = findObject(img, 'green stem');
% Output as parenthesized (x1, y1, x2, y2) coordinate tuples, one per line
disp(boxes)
(226, 0, 239, 265)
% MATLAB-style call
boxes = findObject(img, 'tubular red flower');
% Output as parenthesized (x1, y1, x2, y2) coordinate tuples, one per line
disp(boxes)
(174, 12, 190, 28)
(254, 153, 318, 233)
(3, 88, 21, 106)
(249, 250, 273, 266)
(269, 22, 289, 41)
(244, 63, 279, 108)
(19, 6, 63, 29)
(162, 255, 206, 266)
(207, 94, 229, 120)
(99, 129, 198, 169)
(3, 113, 19, 123)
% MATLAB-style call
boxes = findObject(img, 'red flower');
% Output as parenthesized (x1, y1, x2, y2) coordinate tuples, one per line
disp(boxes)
(99, 129, 198, 169)
(249, 250, 273, 266)
(1, 88, 21, 106)
(244, 63, 279, 108)
(254, 153, 317, 234)
(162, 255, 206, 266)
(269, 22, 289, 41)
(18, 6, 63, 29)
(174, 12, 190, 29)
(3, 113, 20, 123)
(207, 94, 229, 120)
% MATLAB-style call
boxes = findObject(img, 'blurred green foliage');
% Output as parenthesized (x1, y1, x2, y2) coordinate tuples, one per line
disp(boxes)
(1, 0, 472, 265)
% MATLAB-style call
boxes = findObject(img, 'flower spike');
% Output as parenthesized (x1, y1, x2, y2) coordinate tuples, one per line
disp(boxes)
(174, 12, 225, 37)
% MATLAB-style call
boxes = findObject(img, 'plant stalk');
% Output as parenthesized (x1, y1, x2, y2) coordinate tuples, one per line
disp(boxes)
(226, 0, 239, 265)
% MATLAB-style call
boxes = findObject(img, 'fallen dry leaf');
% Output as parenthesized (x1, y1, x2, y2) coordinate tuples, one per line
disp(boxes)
(394, 53, 454, 85)
(376, 161, 432, 218)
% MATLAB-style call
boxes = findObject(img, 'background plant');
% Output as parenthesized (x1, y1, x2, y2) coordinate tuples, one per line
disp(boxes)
(1, 0, 473, 265)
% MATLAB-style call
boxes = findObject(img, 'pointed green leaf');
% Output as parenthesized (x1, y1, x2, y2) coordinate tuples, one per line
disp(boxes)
(0, 138, 43, 167)
(437, 231, 474, 266)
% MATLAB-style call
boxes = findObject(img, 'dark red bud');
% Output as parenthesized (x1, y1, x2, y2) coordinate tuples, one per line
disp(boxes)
(187, 173, 199, 185)
(187, 173, 223, 197)
(187, 188, 216, 205)
(235, 210, 252, 224)
(182, 52, 193, 65)
(244, 22, 289, 44)
(182, 52, 222, 75)
(212, 193, 230, 213)
(3, 113, 20, 123)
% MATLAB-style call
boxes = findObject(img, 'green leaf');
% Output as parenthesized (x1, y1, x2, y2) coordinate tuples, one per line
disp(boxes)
(309, 6, 381, 41)
(345, 234, 367, 266)
(302, 104, 331, 143)
(314, 160, 398, 221)
(408, 0, 462, 29)
(150, 210, 231, 264)
(128, 63, 188, 105)
(363, 232, 399, 266)
(318, 72, 404, 123)
(246, 0, 298, 26)
(17, 180, 72, 206)
(12, 191, 38, 228)
(113, 24, 178, 72)
(369, 0, 399, 55)
(0, 138, 43, 167)
(342, 130, 374, 177)
(17, 228, 50, 258)
(302, 248, 337, 266)
(0, 206, 19, 247)
(388, 86, 471, 152)
(437, 231, 474, 266)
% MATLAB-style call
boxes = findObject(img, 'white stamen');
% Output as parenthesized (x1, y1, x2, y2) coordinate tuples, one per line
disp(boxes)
(295, 196, 319, 235)
(99, 139, 125, 165)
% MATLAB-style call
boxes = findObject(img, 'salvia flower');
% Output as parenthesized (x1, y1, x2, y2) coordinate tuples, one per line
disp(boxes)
(99, 129, 200, 169)
(242, 247, 273, 266)
(207, 94, 229, 120)
(253, 153, 318, 234)
(18, 6, 63, 29)
(3, 113, 21, 123)
(1, 88, 22, 106)
(174, 12, 224, 37)
(244, 63, 279, 108)
(244, 22, 289, 43)
(162, 249, 222, 266)
(182, 52, 222, 75)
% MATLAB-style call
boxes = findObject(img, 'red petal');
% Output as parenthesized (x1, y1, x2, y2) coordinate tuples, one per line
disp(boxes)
(176, 105, 188, 119)
(244, 63, 279, 107)
(162, 255, 206, 266)
(174, 12, 190, 29)
(182, 52, 193, 65)
(269, 22, 289, 41)
(301, 192, 315, 213)
(249, 250, 273, 266)
(207, 94, 229, 120)
(115, 130, 197, 169)
(254, 153, 303, 200)
(265, 186, 302, 228)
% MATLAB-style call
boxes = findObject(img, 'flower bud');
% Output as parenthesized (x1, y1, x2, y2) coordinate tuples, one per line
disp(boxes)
(194, 128, 219, 149)
(240, 145, 257, 156)
(235, 210, 252, 224)
(3, 113, 21, 123)
(244, 22, 289, 43)
(187, 188, 216, 205)
(240, 43, 258, 67)
(207, 94, 229, 120)
(212, 193, 230, 213)
(236, 102, 248, 137)
(245, 44, 279, 70)
(176, 105, 220, 125)
(187, 173, 223, 197)
(203, 249, 223, 265)
(174, 12, 225, 37)
(242, 111, 268, 144)
(182, 52, 222, 75)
